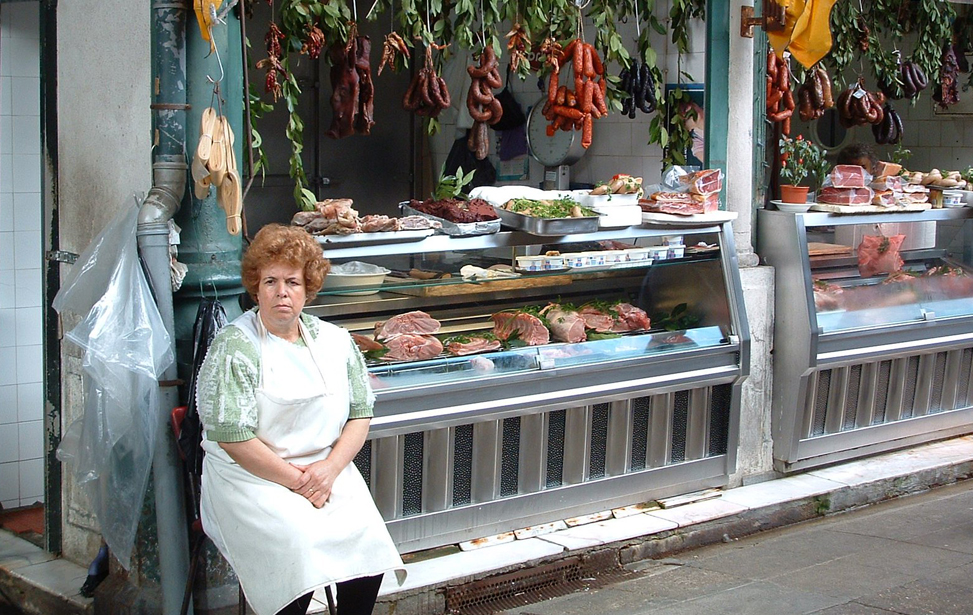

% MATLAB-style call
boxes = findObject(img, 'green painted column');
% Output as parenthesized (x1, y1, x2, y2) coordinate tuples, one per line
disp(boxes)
(175, 6, 246, 376)
(704, 0, 729, 177)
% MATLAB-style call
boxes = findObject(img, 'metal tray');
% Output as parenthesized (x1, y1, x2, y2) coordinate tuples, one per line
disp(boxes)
(495, 208, 600, 236)
(314, 228, 435, 247)
(400, 202, 500, 236)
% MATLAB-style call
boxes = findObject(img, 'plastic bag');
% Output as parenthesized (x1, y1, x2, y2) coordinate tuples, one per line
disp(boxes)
(52, 200, 174, 569)
(858, 233, 905, 278)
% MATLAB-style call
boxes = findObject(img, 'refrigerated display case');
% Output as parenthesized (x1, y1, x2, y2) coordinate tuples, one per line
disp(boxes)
(308, 221, 750, 553)
(758, 208, 973, 472)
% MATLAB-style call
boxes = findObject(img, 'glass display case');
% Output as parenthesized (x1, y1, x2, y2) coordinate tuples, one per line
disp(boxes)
(758, 208, 973, 472)
(307, 221, 750, 553)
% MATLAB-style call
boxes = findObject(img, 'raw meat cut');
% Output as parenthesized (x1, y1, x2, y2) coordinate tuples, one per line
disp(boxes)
(445, 337, 502, 356)
(817, 187, 872, 205)
(409, 197, 499, 222)
(681, 169, 723, 195)
(857, 234, 905, 278)
(492, 311, 550, 345)
(812, 280, 844, 311)
(360, 214, 398, 232)
(579, 305, 616, 332)
(374, 310, 441, 340)
(640, 193, 704, 216)
(352, 332, 384, 352)
(540, 304, 587, 343)
(381, 334, 443, 361)
(610, 303, 651, 332)
(830, 165, 867, 189)
(396, 215, 442, 230)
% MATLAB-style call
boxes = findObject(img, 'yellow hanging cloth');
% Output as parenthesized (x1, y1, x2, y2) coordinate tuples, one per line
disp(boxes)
(767, 0, 838, 70)
(193, 0, 224, 54)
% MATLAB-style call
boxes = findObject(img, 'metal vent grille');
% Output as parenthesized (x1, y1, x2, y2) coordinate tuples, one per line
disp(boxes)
(354, 441, 371, 490)
(931, 352, 947, 413)
(843, 365, 862, 431)
(589, 403, 610, 479)
(812, 369, 832, 436)
(630, 396, 650, 471)
(444, 556, 633, 615)
(962, 349, 973, 408)
(671, 391, 689, 463)
(874, 360, 892, 424)
(500, 417, 520, 497)
(452, 425, 473, 507)
(902, 356, 920, 419)
(708, 384, 731, 455)
(403, 432, 423, 516)
(546, 409, 566, 488)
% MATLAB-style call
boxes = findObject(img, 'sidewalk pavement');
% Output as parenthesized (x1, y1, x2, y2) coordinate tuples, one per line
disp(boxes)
(2, 435, 973, 615)
(495, 478, 973, 615)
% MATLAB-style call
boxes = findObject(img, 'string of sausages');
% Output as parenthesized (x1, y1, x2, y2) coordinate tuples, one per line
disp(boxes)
(766, 49, 795, 136)
(836, 79, 886, 128)
(797, 67, 834, 122)
(402, 46, 451, 118)
(541, 39, 607, 148)
(466, 46, 503, 160)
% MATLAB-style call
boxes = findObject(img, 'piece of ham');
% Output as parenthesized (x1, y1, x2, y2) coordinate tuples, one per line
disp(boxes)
(540, 304, 587, 343)
(492, 311, 550, 346)
(857, 234, 905, 278)
(681, 169, 723, 195)
(381, 334, 443, 362)
(610, 303, 651, 332)
(374, 310, 441, 340)
(830, 165, 867, 189)
(351, 332, 384, 352)
(818, 187, 872, 206)
(445, 337, 502, 356)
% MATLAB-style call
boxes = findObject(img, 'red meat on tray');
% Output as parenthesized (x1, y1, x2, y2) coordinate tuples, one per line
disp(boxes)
(492, 311, 550, 346)
(381, 334, 443, 362)
(830, 165, 867, 189)
(818, 187, 872, 206)
(374, 310, 441, 340)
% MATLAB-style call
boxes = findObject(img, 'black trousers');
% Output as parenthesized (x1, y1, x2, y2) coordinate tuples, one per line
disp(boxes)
(277, 573, 384, 615)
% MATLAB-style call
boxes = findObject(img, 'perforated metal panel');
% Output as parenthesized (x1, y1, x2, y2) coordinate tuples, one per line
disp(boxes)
(452, 425, 473, 506)
(630, 396, 650, 471)
(589, 403, 610, 479)
(963, 349, 973, 408)
(902, 356, 920, 419)
(843, 365, 862, 431)
(931, 352, 947, 413)
(708, 384, 732, 455)
(500, 418, 521, 497)
(354, 441, 371, 490)
(402, 433, 423, 516)
(671, 391, 689, 463)
(546, 410, 566, 488)
(812, 369, 831, 436)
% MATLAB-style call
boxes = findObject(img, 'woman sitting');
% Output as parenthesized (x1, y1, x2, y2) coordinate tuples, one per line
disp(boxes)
(196, 223, 405, 615)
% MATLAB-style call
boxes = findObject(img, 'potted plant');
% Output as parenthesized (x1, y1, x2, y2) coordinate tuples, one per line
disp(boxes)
(779, 135, 829, 204)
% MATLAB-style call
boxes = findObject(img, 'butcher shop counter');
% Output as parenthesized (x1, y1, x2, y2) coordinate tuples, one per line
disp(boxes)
(758, 208, 973, 472)
(306, 222, 750, 553)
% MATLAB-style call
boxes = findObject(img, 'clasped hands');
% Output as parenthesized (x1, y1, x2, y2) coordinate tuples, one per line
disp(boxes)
(290, 459, 338, 508)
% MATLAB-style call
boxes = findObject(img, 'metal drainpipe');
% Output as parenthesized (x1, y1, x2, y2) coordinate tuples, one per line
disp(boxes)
(139, 2, 192, 615)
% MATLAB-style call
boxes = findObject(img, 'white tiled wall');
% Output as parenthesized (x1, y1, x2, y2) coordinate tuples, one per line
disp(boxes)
(0, 2, 45, 511)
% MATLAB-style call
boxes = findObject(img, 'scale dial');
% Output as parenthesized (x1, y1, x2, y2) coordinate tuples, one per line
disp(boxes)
(526, 96, 586, 167)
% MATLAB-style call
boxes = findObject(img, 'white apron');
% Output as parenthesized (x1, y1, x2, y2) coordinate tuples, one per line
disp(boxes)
(200, 313, 405, 615)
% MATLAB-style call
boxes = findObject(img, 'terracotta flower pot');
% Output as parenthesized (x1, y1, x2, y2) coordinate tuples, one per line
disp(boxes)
(780, 184, 810, 204)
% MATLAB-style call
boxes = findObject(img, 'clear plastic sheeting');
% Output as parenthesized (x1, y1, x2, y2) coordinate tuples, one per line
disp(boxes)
(53, 201, 174, 569)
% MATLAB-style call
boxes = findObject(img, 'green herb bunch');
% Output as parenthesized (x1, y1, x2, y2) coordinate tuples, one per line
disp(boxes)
(433, 165, 476, 201)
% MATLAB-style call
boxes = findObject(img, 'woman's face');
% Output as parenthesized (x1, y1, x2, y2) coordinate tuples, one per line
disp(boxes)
(256, 262, 307, 333)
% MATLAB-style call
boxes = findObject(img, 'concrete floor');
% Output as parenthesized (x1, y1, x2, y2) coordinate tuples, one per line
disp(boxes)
(499, 480, 973, 615)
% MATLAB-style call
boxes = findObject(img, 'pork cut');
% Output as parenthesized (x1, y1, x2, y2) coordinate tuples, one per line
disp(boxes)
(492, 311, 550, 346)
(610, 303, 651, 332)
(540, 304, 587, 343)
(830, 165, 867, 189)
(360, 214, 398, 233)
(817, 187, 872, 206)
(396, 215, 442, 230)
(445, 337, 502, 356)
(374, 310, 441, 340)
(352, 332, 385, 352)
(812, 280, 844, 311)
(381, 334, 443, 361)
(857, 234, 905, 278)
(578, 305, 616, 332)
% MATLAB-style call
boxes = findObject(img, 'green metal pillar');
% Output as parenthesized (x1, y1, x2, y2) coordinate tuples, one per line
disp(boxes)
(704, 0, 730, 176)
(175, 5, 246, 376)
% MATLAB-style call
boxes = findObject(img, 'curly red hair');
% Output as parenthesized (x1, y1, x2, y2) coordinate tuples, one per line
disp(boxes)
(241, 224, 330, 302)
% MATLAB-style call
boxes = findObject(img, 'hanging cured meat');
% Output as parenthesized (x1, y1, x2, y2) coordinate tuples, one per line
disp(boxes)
(326, 30, 376, 139)
(466, 45, 503, 160)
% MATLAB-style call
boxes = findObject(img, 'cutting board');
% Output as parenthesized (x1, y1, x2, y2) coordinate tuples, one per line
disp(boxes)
(807, 242, 853, 256)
